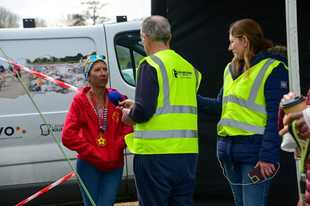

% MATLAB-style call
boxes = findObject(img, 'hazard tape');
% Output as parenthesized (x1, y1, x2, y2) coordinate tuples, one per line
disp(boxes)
(0, 57, 94, 205)
(15, 171, 76, 206)
(0, 57, 78, 92)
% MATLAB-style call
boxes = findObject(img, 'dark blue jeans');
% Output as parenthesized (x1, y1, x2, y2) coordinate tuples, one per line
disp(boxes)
(221, 161, 271, 206)
(76, 159, 123, 206)
(133, 154, 198, 206)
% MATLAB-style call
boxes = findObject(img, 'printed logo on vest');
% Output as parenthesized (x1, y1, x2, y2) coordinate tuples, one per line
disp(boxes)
(172, 69, 193, 79)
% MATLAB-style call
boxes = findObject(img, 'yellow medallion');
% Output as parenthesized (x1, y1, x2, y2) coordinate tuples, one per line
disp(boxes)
(112, 111, 120, 123)
(97, 132, 106, 146)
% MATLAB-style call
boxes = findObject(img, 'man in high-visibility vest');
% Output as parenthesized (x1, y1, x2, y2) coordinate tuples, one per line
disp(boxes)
(120, 15, 201, 206)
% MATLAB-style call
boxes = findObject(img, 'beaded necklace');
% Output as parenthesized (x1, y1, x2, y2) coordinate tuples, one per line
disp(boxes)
(89, 90, 108, 131)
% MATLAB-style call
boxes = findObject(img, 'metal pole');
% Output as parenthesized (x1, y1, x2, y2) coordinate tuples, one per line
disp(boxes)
(286, 0, 300, 95)
(285, 0, 302, 203)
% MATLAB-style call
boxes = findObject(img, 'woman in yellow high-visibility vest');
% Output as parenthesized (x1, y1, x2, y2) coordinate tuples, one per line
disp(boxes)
(198, 19, 288, 206)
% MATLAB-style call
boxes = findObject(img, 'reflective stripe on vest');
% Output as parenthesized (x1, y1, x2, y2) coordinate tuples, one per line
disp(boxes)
(219, 119, 265, 134)
(135, 129, 197, 139)
(134, 54, 199, 139)
(218, 58, 275, 135)
(150, 55, 198, 115)
(222, 59, 275, 114)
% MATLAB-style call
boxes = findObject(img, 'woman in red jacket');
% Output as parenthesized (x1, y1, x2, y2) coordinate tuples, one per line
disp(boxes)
(62, 54, 132, 206)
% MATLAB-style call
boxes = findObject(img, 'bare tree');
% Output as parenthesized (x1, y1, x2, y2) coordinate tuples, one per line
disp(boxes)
(81, 1, 109, 25)
(0, 7, 19, 28)
(65, 14, 87, 26)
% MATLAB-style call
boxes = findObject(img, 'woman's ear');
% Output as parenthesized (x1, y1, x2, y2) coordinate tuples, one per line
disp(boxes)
(241, 35, 249, 47)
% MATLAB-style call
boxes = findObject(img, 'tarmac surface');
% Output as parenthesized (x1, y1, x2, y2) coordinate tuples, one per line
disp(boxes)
(115, 200, 234, 206)
(46, 198, 235, 206)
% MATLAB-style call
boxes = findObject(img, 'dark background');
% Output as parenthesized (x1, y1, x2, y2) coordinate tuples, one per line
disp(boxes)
(152, 0, 310, 205)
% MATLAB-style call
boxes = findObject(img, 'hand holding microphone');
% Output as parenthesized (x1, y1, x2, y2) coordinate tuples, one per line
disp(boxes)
(108, 90, 123, 106)
(119, 99, 135, 109)
(108, 90, 135, 125)
(108, 90, 135, 109)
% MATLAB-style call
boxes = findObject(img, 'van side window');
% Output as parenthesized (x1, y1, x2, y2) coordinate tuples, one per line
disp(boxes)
(0, 38, 96, 99)
(115, 31, 145, 86)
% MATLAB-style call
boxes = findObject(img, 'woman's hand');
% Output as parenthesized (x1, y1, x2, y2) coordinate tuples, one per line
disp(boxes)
(279, 91, 310, 139)
(255, 161, 276, 179)
(278, 92, 297, 136)
(280, 91, 296, 104)
(284, 112, 310, 139)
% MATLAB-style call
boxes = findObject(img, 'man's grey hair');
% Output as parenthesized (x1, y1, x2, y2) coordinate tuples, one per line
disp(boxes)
(141, 15, 171, 44)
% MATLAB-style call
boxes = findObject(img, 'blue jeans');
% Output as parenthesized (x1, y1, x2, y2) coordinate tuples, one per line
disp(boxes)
(134, 154, 197, 206)
(221, 161, 271, 206)
(76, 159, 123, 206)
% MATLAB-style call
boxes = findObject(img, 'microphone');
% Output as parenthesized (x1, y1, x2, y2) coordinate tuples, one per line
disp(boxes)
(108, 90, 123, 106)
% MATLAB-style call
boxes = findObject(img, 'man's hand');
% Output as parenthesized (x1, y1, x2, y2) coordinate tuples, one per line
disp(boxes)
(121, 108, 135, 125)
(119, 99, 135, 109)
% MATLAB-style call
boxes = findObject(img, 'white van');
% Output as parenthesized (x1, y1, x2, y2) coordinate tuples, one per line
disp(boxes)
(0, 21, 144, 205)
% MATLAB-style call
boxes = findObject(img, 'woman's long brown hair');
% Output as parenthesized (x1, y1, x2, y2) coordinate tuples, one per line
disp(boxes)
(229, 19, 273, 76)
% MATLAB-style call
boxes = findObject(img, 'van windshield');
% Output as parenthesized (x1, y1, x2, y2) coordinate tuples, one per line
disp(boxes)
(115, 31, 146, 86)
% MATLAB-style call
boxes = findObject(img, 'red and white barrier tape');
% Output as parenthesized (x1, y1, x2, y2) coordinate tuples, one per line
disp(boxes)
(0, 59, 80, 205)
(15, 171, 76, 206)
(0, 57, 78, 92)
(0, 58, 89, 204)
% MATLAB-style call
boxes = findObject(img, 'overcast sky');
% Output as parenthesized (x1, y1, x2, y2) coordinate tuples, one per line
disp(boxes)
(1, 0, 151, 26)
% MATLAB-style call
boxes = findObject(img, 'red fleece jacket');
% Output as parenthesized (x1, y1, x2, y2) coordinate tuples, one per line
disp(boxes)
(62, 86, 133, 171)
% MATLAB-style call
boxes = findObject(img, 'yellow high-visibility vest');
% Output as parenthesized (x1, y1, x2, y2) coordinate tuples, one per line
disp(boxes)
(218, 58, 287, 136)
(125, 49, 201, 154)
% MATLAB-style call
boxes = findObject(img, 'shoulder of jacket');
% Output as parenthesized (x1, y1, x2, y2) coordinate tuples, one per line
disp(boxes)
(72, 90, 86, 103)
